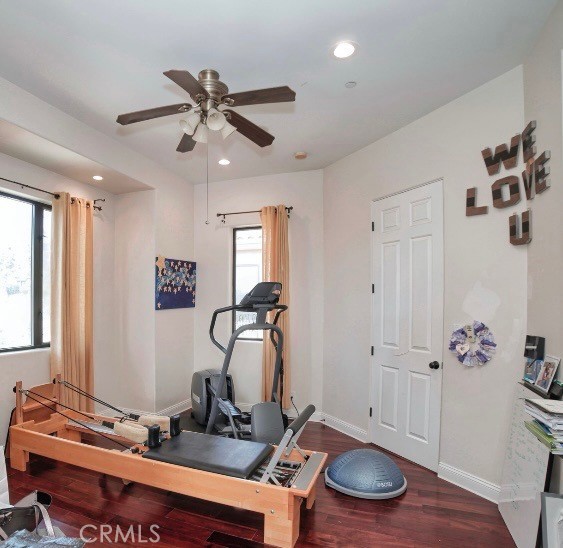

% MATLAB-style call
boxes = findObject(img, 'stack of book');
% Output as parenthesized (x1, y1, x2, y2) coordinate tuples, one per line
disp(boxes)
(525, 399, 563, 454)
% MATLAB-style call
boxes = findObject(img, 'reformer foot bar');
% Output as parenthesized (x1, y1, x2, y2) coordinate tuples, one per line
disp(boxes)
(9, 381, 326, 547)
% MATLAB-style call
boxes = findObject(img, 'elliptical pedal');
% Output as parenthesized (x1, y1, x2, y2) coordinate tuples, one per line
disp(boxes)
(217, 398, 242, 419)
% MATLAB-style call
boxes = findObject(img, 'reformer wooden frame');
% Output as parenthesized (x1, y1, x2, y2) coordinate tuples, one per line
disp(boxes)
(9, 380, 327, 547)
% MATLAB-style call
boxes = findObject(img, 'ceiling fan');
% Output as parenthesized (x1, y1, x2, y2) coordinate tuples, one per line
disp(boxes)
(116, 68, 295, 153)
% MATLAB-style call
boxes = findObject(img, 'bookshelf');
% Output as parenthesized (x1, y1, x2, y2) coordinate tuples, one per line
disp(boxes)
(519, 380, 560, 400)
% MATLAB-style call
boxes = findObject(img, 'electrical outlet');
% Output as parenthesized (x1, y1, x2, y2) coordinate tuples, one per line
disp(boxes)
(290, 391, 296, 400)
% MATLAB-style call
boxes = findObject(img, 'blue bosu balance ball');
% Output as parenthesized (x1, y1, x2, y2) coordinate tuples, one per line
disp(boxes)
(325, 448, 407, 499)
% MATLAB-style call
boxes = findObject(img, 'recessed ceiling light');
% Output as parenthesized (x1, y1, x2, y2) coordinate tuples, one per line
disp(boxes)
(294, 152, 308, 160)
(345, 81, 357, 88)
(333, 41, 356, 59)
(92, 175, 103, 181)
(218, 159, 230, 166)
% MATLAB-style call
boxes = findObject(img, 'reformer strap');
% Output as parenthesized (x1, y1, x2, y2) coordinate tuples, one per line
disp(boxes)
(58, 380, 171, 430)
(23, 391, 132, 450)
(57, 380, 134, 418)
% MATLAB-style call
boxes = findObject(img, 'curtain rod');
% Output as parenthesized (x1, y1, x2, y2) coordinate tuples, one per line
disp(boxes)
(217, 206, 293, 222)
(0, 176, 60, 199)
(1, 176, 104, 211)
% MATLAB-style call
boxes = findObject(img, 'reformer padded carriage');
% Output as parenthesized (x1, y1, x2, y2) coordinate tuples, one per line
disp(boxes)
(9, 380, 326, 548)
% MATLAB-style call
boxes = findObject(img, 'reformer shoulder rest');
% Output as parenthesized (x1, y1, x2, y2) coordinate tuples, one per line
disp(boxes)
(142, 431, 272, 479)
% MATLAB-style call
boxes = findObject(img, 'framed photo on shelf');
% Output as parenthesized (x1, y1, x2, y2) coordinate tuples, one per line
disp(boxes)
(535, 355, 560, 394)
(524, 357, 543, 384)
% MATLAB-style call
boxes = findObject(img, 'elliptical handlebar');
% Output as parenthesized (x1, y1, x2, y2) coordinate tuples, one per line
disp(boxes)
(209, 303, 288, 354)
(269, 307, 286, 349)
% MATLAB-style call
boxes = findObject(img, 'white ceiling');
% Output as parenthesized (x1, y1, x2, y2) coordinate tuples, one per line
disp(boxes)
(0, 0, 556, 185)
(0, 120, 150, 194)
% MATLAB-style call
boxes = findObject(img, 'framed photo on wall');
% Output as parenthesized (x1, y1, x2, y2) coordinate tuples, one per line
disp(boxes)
(155, 256, 196, 310)
(535, 356, 560, 394)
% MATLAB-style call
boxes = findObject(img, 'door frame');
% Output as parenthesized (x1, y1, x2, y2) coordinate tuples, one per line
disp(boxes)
(368, 177, 445, 467)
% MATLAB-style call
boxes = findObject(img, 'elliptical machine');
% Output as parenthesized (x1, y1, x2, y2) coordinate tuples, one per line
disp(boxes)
(191, 282, 287, 443)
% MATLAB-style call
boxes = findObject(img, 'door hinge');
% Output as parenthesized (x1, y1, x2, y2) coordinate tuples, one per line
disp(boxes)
(371, 346, 374, 356)
(369, 407, 373, 417)
(371, 283, 375, 294)
(371, 221, 375, 232)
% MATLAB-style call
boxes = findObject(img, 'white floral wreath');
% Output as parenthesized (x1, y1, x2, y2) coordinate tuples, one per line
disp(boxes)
(449, 321, 496, 367)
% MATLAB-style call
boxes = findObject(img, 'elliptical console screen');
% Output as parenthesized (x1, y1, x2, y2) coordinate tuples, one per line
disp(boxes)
(240, 282, 282, 306)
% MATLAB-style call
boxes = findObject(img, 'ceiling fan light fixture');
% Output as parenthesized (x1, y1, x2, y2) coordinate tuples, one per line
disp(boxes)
(183, 111, 201, 133)
(333, 41, 356, 59)
(193, 123, 209, 143)
(207, 108, 227, 131)
(179, 119, 195, 135)
(221, 121, 237, 139)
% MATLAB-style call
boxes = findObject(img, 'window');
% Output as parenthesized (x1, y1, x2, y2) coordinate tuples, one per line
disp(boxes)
(0, 192, 51, 352)
(232, 226, 262, 340)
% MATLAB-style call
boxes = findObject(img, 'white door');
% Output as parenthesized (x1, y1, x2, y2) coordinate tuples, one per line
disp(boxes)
(370, 179, 444, 472)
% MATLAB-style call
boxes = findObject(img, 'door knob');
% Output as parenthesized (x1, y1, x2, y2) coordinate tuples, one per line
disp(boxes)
(429, 361, 440, 370)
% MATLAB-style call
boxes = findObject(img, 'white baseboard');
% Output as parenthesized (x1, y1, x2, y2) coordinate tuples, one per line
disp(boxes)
(158, 399, 191, 416)
(320, 412, 368, 443)
(438, 462, 500, 503)
(96, 404, 148, 418)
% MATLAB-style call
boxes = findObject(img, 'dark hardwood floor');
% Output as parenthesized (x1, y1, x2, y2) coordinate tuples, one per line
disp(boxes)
(6, 421, 515, 547)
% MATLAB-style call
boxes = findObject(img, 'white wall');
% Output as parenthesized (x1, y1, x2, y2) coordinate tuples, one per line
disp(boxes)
(114, 190, 156, 411)
(0, 152, 116, 444)
(524, 0, 563, 373)
(193, 171, 324, 413)
(0, 77, 195, 415)
(155, 179, 195, 412)
(323, 67, 528, 486)
(523, 0, 563, 488)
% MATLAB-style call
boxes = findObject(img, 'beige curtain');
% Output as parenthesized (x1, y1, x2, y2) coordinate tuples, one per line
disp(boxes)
(260, 205, 290, 408)
(50, 192, 94, 411)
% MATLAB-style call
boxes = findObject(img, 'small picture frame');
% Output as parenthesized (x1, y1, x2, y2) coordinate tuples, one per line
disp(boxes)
(524, 357, 542, 384)
(535, 355, 560, 394)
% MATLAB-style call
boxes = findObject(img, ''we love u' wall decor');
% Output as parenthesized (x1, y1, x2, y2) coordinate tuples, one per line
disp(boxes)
(466, 121, 550, 245)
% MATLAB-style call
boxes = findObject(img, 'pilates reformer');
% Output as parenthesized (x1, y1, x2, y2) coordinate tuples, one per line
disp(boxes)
(9, 380, 326, 547)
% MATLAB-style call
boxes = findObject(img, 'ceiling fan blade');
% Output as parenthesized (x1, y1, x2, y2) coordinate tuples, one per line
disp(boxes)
(176, 133, 197, 153)
(164, 70, 209, 103)
(224, 110, 275, 147)
(223, 86, 295, 106)
(116, 103, 191, 125)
